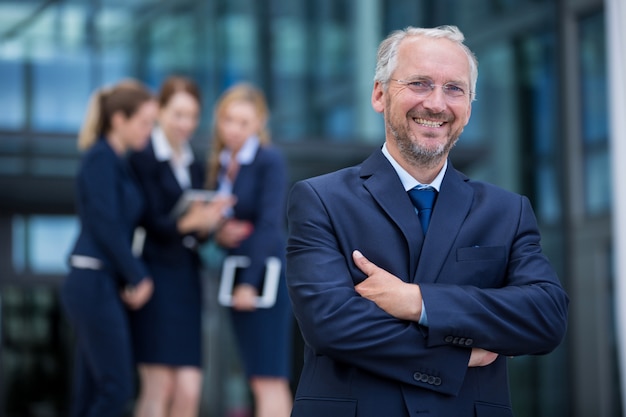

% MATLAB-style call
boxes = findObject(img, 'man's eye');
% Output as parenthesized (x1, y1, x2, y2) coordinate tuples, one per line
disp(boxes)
(409, 81, 430, 89)
(444, 84, 465, 94)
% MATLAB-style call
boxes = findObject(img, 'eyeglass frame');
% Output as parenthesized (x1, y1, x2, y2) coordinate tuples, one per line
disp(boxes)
(389, 78, 475, 100)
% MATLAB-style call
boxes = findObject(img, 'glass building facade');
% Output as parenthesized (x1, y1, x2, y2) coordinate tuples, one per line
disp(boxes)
(0, 0, 616, 416)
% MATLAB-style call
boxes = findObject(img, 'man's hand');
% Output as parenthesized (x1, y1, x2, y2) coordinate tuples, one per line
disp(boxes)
(468, 348, 498, 367)
(353, 250, 422, 321)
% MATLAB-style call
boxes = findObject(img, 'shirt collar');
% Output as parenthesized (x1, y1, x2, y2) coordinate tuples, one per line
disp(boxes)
(381, 142, 447, 192)
(219, 136, 260, 167)
(152, 126, 194, 165)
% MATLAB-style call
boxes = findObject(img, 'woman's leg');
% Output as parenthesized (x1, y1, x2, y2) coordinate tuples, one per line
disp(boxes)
(249, 376, 293, 417)
(67, 339, 95, 417)
(134, 364, 175, 417)
(62, 269, 135, 417)
(169, 366, 203, 417)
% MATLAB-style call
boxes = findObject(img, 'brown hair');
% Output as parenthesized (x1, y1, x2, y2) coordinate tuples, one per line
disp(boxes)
(205, 83, 270, 189)
(158, 75, 202, 109)
(78, 79, 153, 151)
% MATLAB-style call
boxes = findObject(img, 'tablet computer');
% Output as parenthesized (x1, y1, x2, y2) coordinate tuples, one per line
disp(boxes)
(218, 256, 281, 309)
(170, 189, 217, 218)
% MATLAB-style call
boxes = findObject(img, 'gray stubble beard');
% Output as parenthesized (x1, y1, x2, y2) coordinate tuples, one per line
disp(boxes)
(388, 117, 460, 170)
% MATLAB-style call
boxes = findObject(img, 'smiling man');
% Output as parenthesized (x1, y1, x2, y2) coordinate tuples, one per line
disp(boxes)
(286, 26, 569, 417)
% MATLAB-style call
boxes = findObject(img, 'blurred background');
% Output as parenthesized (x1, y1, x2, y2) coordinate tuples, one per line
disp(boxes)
(0, 0, 617, 416)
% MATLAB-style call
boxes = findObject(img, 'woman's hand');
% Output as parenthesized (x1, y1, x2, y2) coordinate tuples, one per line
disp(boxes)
(205, 195, 236, 231)
(121, 277, 154, 310)
(231, 284, 258, 311)
(215, 218, 254, 248)
(177, 195, 236, 235)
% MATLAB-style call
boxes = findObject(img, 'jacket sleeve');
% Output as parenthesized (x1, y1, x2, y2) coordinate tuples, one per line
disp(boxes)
(129, 149, 183, 242)
(78, 151, 146, 285)
(420, 196, 569, 357)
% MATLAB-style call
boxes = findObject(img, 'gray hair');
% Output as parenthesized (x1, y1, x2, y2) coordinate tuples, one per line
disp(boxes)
(373, 25, 478, 101)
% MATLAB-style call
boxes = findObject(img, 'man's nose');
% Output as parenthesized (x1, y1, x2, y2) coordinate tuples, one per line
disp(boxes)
(421, 85, 447, 112)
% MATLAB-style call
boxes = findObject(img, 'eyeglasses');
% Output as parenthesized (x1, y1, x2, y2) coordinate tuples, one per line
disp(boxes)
(390, 78, 473, 100)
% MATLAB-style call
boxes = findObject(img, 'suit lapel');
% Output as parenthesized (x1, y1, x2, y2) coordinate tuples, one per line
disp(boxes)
(416, 166, 473, 284)
(362, 151, 474, 285)
(361, 150, 425, 278)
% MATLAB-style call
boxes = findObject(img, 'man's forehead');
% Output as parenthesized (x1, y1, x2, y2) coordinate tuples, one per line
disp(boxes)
(397, 36, 470, 79)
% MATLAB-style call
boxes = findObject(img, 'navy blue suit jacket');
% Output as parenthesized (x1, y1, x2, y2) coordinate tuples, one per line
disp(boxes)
(224, 145, 289, 289)
(129, 140, 206, 264)
(70, 140, 146, 286)
(286, 149, 569, 417)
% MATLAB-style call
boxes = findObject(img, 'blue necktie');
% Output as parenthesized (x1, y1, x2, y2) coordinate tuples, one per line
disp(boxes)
(408, 186, 437, 233)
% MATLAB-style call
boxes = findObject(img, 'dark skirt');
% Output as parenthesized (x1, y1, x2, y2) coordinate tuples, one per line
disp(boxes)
(230, 273, 293, 378)
(130, 256, 203, 367)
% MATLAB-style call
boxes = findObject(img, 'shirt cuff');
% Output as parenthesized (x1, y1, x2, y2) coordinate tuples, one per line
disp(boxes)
(419, 299, 429, 326)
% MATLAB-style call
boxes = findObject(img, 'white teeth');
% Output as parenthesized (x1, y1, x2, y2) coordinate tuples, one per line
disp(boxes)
(414, 118, 443, 127)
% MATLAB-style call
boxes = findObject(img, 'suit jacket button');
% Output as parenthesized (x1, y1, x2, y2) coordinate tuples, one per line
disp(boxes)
(420, 374, 429, 382)
(445, 336, 453, 343)
(413, 372, 422, 381)
(453, 337, 460, 344)
(427, 376, 436, 385)
(465, 338, 473, 346)
(458, 337, 466, 345)
(434, 377, 442, 386)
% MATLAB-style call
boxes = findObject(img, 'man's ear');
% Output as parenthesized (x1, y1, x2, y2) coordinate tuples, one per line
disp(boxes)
(371, 81, 385, 114)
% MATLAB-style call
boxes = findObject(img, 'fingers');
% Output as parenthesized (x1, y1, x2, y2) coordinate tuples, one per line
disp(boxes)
(231, 284, 258, 311)
(121, 278, 153, 310)
(352, 250, 377, 276)
(468, 348, 499, 367)
(216, 220, 254, 248)
(213, 195, 236, 209)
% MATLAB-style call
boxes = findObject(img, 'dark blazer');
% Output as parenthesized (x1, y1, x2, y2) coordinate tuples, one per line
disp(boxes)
(69, 139, 146, 285)
(226, 145, 289, 288)
(286, 148, 569, 417)
(129, 140, 206, 264)
(220, 144, 293, 378)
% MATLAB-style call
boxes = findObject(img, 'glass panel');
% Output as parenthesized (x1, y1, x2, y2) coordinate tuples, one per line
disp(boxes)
(145, 13, 201, 83)
(438, 0, 551, 26)
(32, 55, 92, 132)
(463, 42, 520, 192)
(15, 215, 79, 274)
(0, 61, 25, 129)
(97, 8, 134, 84)
(11, 215, 25, 274)
(219, 1, 260, 85)
(580, 12, 609, 216)
(520, 32, 560, 223)
(271, 0, 309, 139)
(383, 0, 427, 33)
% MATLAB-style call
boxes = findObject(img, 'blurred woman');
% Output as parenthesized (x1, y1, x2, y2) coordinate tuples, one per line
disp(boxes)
(60, 79, 157, 417)
(129, 76, 233, 417)
(206, 83, 293, 417)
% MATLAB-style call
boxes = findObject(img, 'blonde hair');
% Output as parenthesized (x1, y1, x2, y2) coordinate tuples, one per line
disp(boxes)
(205, 83, 270, 189)
(78, 79, 153, 151)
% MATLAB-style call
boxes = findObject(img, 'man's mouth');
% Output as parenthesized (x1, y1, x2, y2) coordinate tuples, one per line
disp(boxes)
(413, 118, 444, 128)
